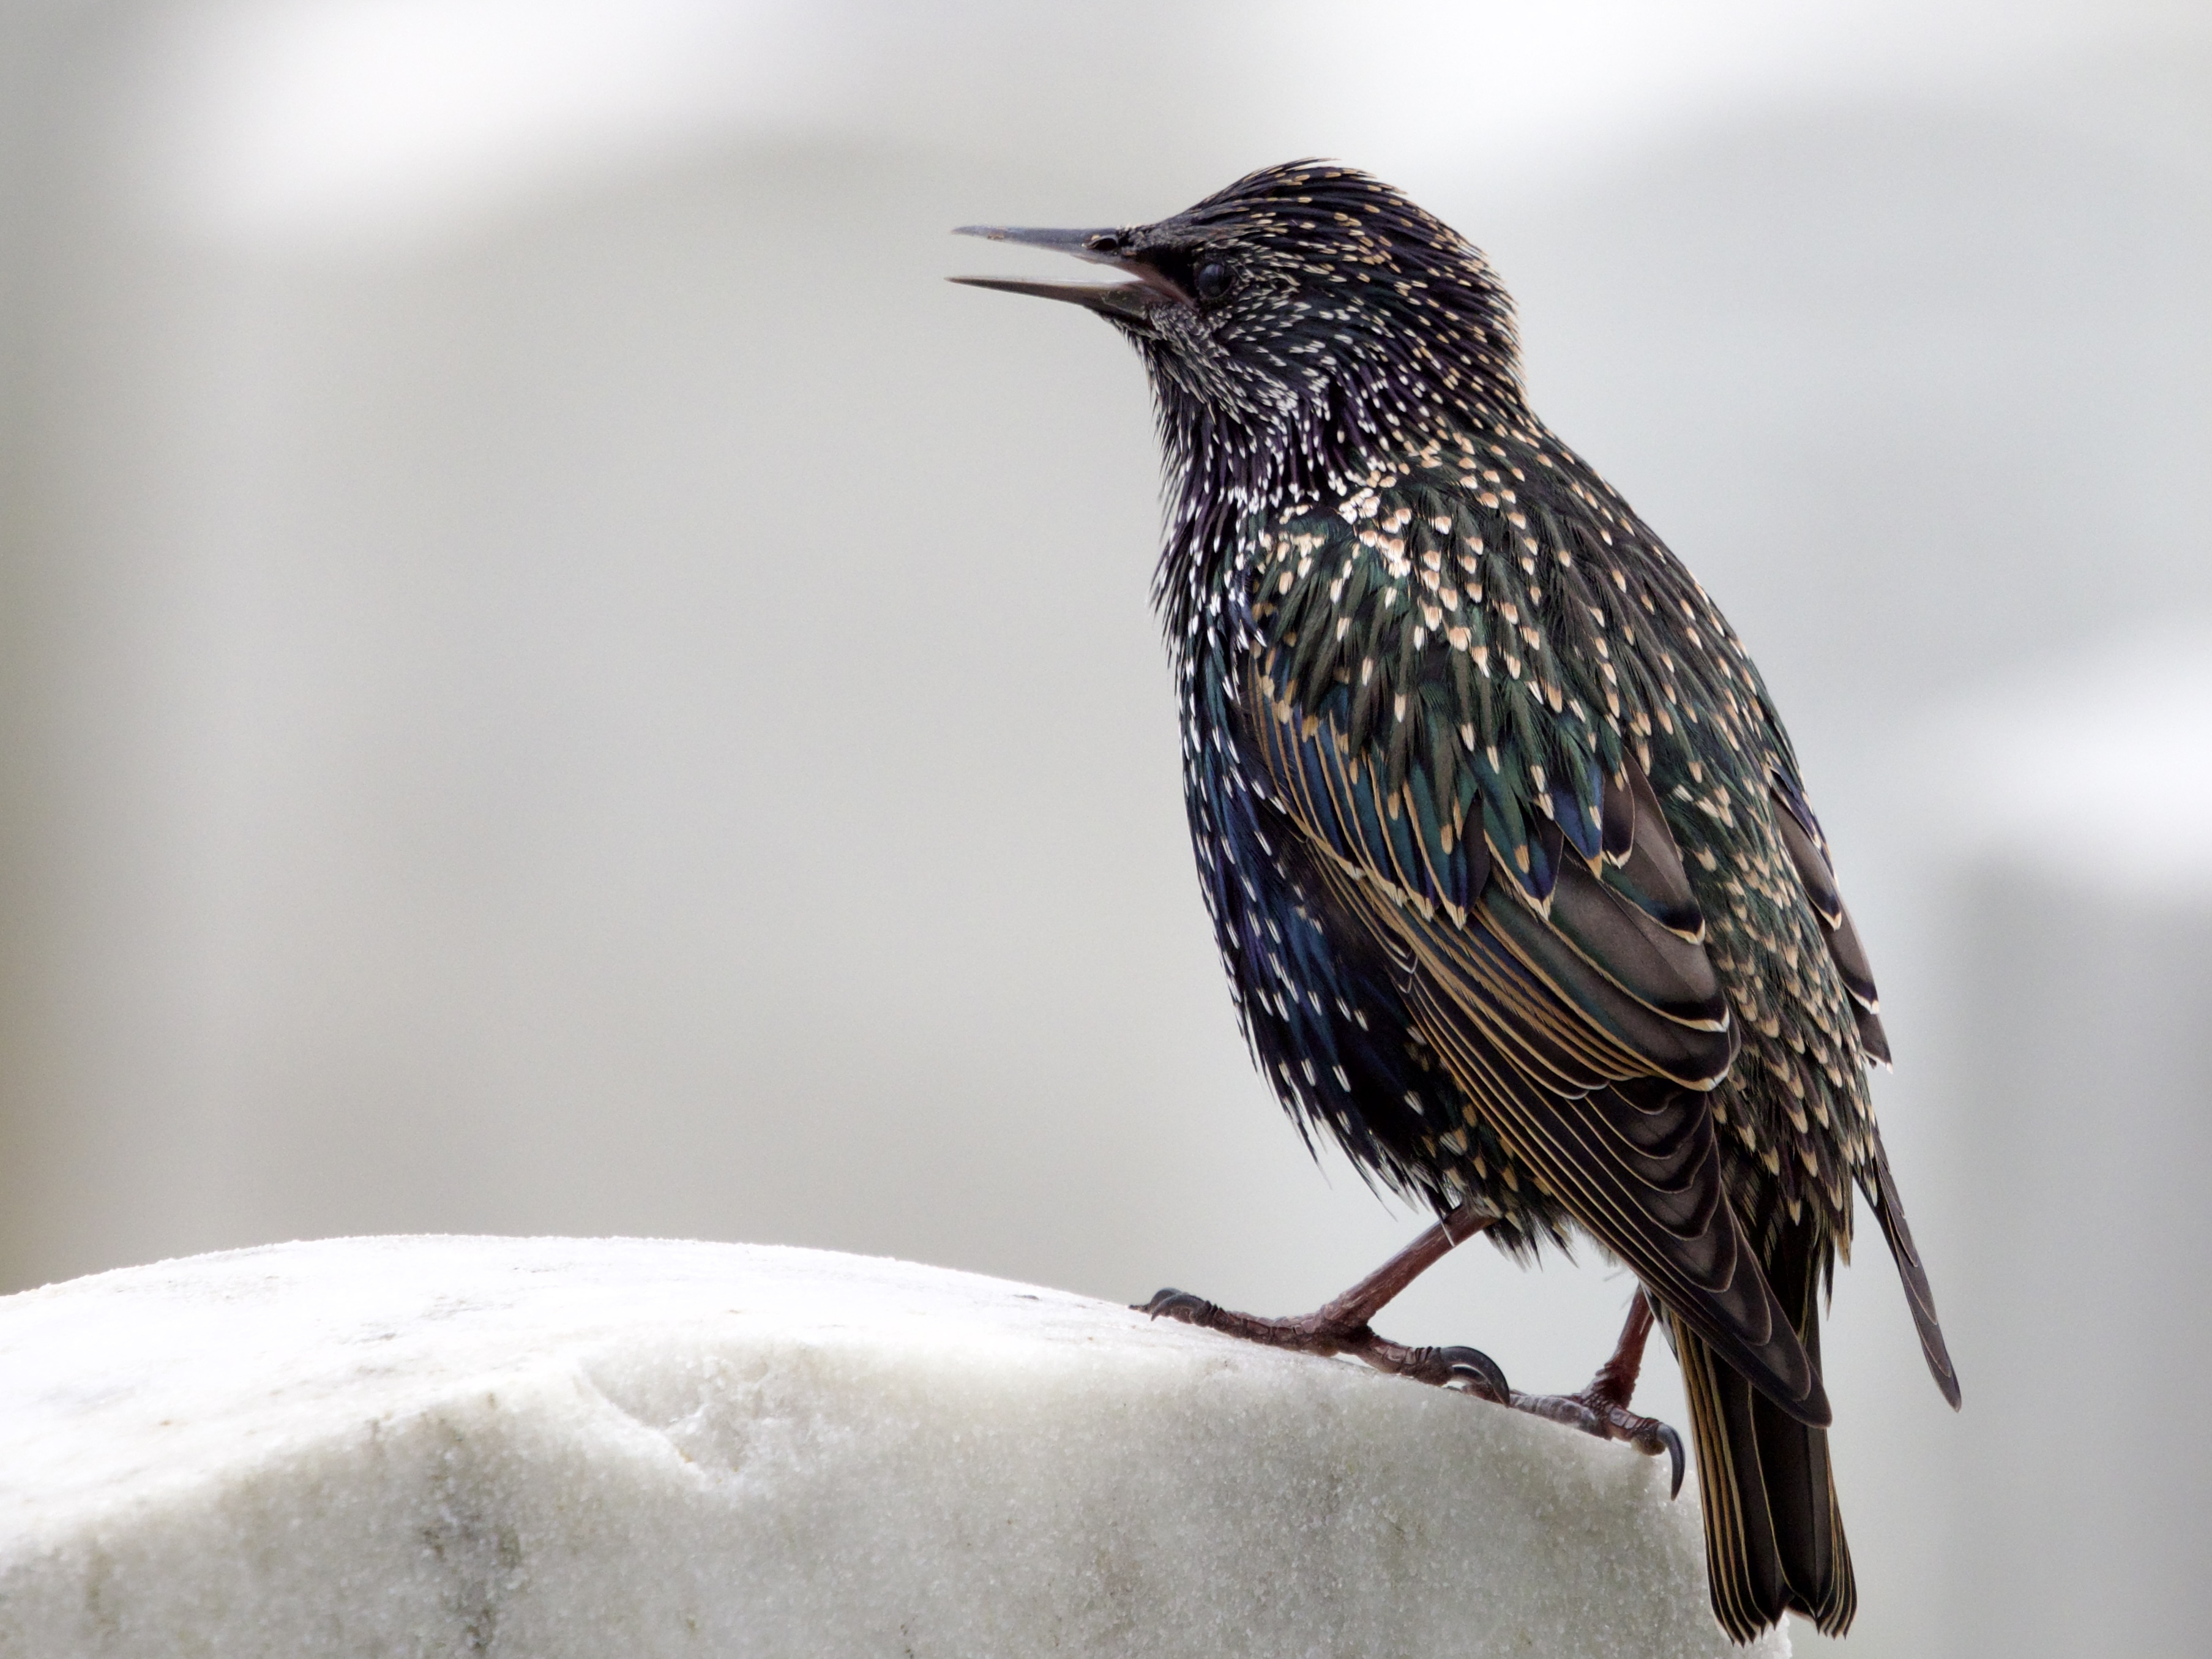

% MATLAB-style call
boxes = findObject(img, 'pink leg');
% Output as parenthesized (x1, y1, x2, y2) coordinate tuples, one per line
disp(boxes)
(1140, 1204, 1509, 1398)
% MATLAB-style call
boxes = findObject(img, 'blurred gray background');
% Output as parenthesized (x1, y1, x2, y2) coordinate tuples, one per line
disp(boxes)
(3, 2, 2208, 1652)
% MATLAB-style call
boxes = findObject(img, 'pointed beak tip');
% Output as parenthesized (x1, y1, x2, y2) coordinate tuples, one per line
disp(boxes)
(946, 223, 1174, 323)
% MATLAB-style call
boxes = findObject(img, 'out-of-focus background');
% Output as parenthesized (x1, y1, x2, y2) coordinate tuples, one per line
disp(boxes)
(2, 1, 2206, 1651)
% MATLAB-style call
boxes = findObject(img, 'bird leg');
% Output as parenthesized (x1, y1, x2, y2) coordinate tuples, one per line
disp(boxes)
(1139, 1203, 1510, 1401)
(1508, 1294, 1687, 1497)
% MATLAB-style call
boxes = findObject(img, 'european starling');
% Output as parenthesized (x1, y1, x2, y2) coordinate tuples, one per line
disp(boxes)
(953, 163, 1959, 1644)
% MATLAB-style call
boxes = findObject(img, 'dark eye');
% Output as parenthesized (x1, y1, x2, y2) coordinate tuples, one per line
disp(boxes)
(1195, 260, 1230, 301)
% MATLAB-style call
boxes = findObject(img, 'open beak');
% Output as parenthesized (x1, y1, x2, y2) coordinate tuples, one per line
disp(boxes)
(948, 225, 1184, 324)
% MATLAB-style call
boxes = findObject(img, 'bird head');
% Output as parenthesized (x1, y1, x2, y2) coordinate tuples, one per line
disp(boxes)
(953, 162, 1525, 492)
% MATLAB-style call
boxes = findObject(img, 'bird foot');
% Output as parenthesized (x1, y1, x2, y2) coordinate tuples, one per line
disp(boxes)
(1491, 1291, 1686, 1497)
(1138, 1287, 1511, 1403)
(1508, 1384, 1686, 1499)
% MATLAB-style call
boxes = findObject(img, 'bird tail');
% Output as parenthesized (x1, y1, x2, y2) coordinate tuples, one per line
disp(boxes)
(1667, 1212, 1856, 1643)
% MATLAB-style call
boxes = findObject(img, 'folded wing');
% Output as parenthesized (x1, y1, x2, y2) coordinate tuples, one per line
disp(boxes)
(1246, 659, 1829, 1425)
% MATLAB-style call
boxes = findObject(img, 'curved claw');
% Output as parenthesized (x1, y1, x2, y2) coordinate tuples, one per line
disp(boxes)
(1656, 1420, 1686, 1499)
(1612, 1410, 1686, 1499)
(1427, 1344, 1511, 1404)
(1138, 1288, 1218, 1324)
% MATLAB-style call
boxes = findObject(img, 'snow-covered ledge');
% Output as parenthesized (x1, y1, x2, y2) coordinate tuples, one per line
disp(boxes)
(0, 1237, 1781, 1657)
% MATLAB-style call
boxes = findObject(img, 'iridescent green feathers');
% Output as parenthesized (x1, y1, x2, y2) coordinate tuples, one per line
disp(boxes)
(954, 159, 1959, 1645)
(1244, 426, 1744, 920)
(1239, 414, 1887, 1247)
(1232, 416, 1855, 1422)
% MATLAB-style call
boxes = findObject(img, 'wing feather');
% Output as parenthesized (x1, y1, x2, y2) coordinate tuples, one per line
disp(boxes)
(1864, 1129, 1962, 1408)
(1768, 781, 1889, 1062)
(1602, 761, 1706, 940)
(1309, 851, 1830, 1424)
(1239, 543, 1839, 1423)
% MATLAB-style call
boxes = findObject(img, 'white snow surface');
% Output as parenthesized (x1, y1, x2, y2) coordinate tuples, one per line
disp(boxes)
(0, 1235, 1783, 1657)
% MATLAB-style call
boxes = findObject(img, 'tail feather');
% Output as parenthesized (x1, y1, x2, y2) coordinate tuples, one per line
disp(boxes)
(1668, 1211, 1856, 1642)
(1673, 1318, 1856, 1641)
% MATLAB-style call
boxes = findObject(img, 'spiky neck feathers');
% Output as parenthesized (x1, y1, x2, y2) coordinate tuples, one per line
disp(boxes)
(1120, 163, 1530, 650)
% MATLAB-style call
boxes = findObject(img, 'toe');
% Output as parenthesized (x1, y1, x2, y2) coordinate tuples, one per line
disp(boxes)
(1137, 1288, 1216, 1323)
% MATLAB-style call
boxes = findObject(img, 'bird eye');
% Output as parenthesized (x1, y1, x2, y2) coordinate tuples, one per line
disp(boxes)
(1195, 260, 1230, 301)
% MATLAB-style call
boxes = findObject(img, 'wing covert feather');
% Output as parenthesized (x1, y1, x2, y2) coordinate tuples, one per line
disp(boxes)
(1768, 781, 1890, 1062)
(1233, 504, 1842, 1423)
(1310, 848, 1829, 1425)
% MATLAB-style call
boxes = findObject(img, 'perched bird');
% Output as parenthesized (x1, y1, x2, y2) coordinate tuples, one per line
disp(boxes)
(953, 163, 1958, 1644)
